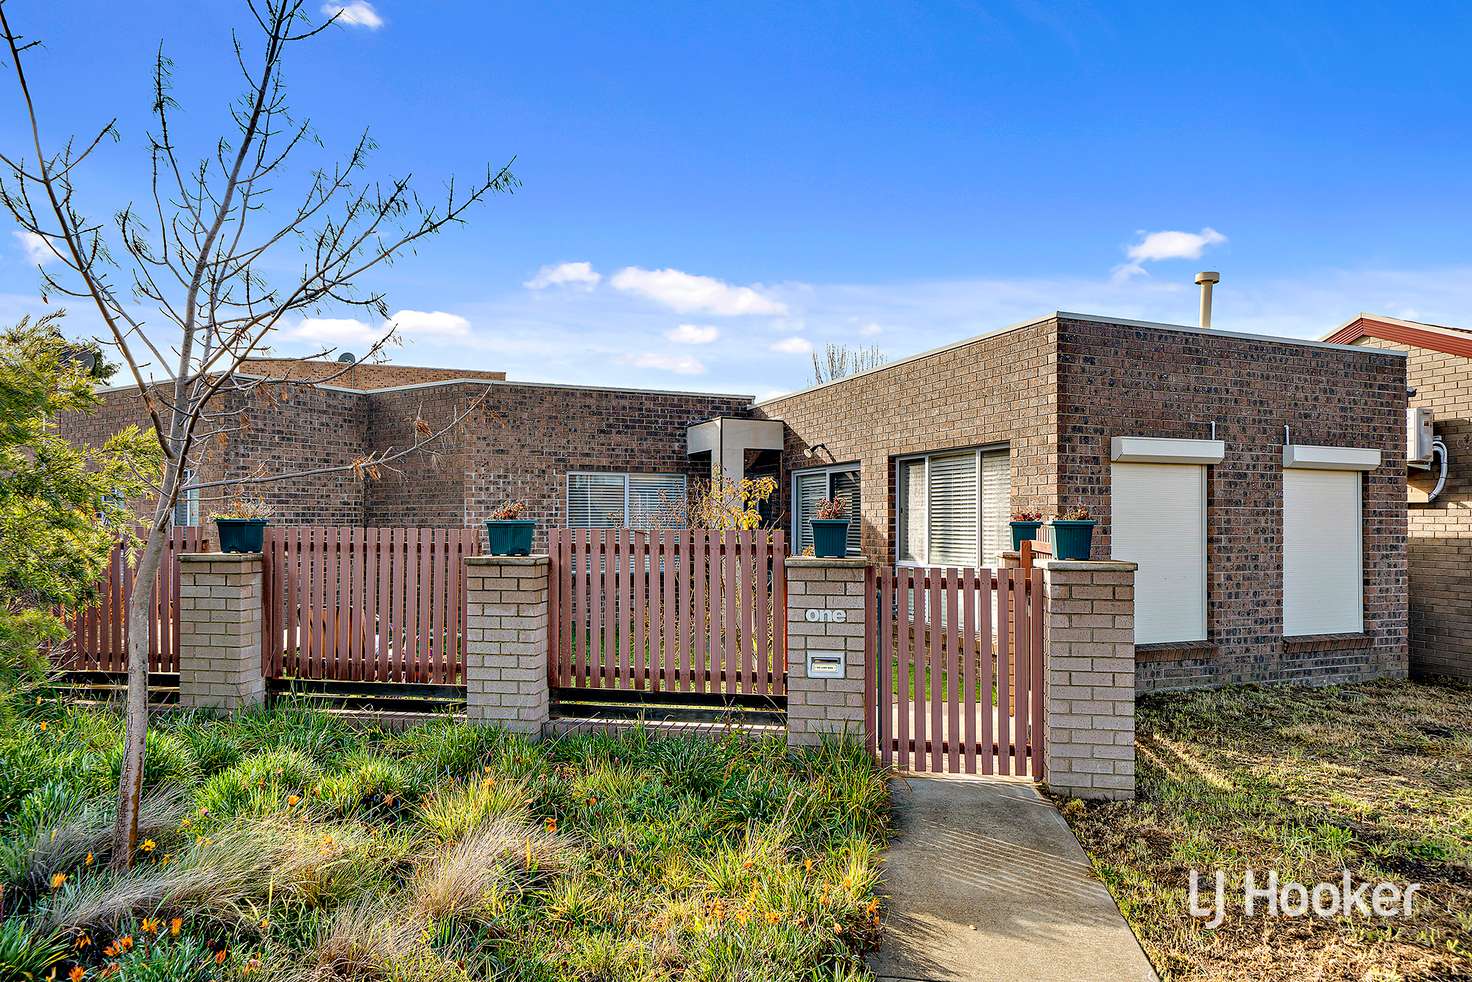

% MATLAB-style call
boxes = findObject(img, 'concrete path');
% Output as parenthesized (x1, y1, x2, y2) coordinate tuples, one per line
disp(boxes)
(869, 775, 1158, 982)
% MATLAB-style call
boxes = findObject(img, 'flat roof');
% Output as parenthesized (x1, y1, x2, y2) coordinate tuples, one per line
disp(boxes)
(753, 310, 1405, 408)
(94, 373, 755, 402)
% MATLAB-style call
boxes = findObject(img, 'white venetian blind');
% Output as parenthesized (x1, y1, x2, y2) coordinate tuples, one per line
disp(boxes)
(628, 473, 686, 528)
(980, 450, 1010, 567)
(794, 471, 828, 553)
(927, 452, 979, 567)
(1111, 462, 1207, 644)
(898, 459, 926, 564)
(567, 473, 626, 528)
(1283, 468, 1363, 636)
(831, 469, 862, 555)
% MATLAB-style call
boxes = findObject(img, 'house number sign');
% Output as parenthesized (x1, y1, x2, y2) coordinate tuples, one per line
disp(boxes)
(804, 608, 847, 624)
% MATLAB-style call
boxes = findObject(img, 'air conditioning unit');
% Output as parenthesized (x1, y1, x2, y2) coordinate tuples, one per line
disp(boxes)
(1408, 407, 1435, 469)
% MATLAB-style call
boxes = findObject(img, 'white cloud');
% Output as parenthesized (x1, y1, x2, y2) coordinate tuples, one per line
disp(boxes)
(770, 336, 813, 354)
(859, 322, 884, 336)
(322, 1, 383, 28)
(620, 351, 706, 375)
(13, 230, 58, 266)
(666, 323, 719, 344)
(290, 317, 380, 347)
(610, 266, 787, 316)
(524, 261, 601, 291)
(386, 309, 470, 338)
(1115, 227, 1226, 279)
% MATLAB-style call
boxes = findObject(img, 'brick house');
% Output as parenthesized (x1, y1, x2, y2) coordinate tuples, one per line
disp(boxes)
(1325, 314, 1472, 682)
(65, 310, 1410, 693)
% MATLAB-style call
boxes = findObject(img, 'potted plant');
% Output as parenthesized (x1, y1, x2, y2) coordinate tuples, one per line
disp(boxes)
(485, 500, 534, 556)
(1010, 510, 1043, 551)
(211, 496, 272, 553)
(1049, 505, 1096, 561)
(810, 495, 851, 558)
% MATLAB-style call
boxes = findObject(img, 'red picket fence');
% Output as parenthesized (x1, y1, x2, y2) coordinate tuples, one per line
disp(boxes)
(547, 529, 787, 696)
(866, 564, 1044, 777)
(262, 527, 480, 684)
(60, 527, 206, 673)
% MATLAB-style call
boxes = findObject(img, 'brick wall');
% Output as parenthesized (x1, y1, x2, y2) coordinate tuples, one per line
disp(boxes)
(1357, 335, 1472, 681)
(238, 358, 506, 388)
(1056, 317, 1408, 690)
(177, 554, 265, 711)
(464, 555, 550, 734)
(754, 317, 1059, 564)
(784, 558, 868, 747)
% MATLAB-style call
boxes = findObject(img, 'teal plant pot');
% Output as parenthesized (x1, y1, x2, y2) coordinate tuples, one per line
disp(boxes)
(1010, 520, 1043, 551)
(1049, 519, 1096, 561)
(215, 518, 267, 554)
(486, 519, 535, 556)
(810, 518, 851, 558)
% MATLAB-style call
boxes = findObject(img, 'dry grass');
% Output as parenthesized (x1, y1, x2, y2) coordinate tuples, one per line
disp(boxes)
(1057, 679, 1472, 981)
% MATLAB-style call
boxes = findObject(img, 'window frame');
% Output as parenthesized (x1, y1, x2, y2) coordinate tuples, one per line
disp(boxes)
(893, 443, 1009, 569)
(172, 469, 200, 528)
(790, 462, 862, 556)
(565, 470, 689, 529)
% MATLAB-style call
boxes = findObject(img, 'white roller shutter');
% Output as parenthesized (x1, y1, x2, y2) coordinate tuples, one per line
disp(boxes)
(567, 473, 627, 528)
(898, 459, 926, 564)
(927, 452, 979, 567)
(1111, 462, 1207, 644)
(793, 471, 828, 553)
(1283, 469, 1363, 636)
(831, 469, 862, 555)
(980, 450, 1010, 568)
(628, 473, 686, 528)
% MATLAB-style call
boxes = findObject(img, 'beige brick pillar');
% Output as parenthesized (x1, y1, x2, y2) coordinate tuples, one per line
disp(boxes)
(177, 553, 265, 711)
(785, 557, 869, 748)
(1038, 558, 1138, 801)
(464, 555, 550, 735)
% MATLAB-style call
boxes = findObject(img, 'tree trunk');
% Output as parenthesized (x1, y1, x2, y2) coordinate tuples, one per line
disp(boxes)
(108, 518, 169, 869)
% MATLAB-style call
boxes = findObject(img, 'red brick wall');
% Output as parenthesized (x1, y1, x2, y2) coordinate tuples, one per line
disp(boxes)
(753, 318, 1059, 563)
(1056, 317, 1408, 690)
(1356, 335, 1472, 682)
(238, 358, 505, 389)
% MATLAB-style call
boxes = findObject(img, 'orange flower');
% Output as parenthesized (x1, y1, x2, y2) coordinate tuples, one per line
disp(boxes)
(116, 936, 133, 952)
(544, 817, 557, 834)
(141, 917, 159, 934)
(50, 872, 66, 890)
(169, 917, 182, 936)
(39, 721, 47, 732)
(139, 839, 156, 853)
(286, 794, 300, 806)
(765, 911, 780, 924)
(76, 934, 91, 949)
(69, 967, 84, 982)
(103, 944, 118, 957)
(215, 948, 228, 965)
(84, 852, 94, 866)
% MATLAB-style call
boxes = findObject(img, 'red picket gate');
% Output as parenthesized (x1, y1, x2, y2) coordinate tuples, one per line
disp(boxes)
(262, 527, 479, 684)
(60, 527, 205, 673)
(866, 564, 1044, 777)
(547, 528, 787, 696)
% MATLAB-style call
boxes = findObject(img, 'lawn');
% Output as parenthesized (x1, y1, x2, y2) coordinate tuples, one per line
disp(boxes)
(0, 693, 889, 981)
(1057, 679, 1472, 981)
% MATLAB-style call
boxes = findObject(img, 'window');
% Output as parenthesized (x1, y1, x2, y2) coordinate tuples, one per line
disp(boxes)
(1111, 462, 1207, 644)
(566, 471, 687, 529)
(172, 470, 200, 527)
(1283, 468, 1363, 636)
(792, 464, 861, 555)
(895, 447, 1010, 568)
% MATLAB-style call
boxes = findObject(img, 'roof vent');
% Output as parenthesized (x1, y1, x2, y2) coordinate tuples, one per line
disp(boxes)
(337, 352, 356, 364)
(1194, 271, 1220, 328)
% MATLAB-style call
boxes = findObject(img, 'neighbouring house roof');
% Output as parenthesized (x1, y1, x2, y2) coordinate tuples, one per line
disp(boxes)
(1323, 313, 1472, 359)
(237, 358, 508, 389)
(754, 310, 1403, 408)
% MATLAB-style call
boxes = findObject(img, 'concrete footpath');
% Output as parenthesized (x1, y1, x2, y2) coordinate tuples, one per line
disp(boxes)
(868, 775, 1158, 982)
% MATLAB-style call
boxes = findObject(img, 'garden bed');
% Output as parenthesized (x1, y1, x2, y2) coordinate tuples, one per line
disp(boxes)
(0, 694, 889, 980)
(1058, 679, 1472, 981)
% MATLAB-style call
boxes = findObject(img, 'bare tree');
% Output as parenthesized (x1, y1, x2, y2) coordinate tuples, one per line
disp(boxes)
(0, 0, 516, 867)
(812, 343, 885, 385)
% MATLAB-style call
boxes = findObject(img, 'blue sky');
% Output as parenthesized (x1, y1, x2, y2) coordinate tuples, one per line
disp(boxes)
(3, 1, 1471, 398)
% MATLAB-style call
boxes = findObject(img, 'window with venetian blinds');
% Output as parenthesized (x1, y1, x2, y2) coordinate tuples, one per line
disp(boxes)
(792, 465, 862, 555)
(896, 447, 1010, 568)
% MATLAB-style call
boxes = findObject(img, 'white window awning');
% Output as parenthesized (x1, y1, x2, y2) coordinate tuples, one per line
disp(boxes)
(1282, 444, 1381, 471)
(1110, 436, 1226, 465)
(687, 416, 785, 483)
